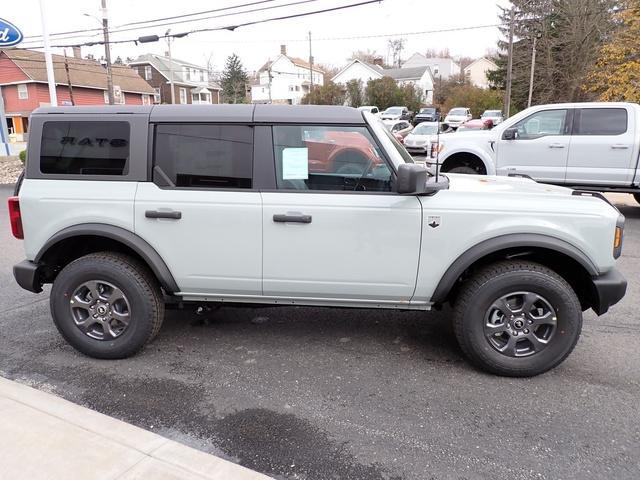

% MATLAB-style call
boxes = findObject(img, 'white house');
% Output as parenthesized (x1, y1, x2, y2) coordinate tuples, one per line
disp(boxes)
(251, 45, 324, 105)
(402, 53, 461, 80)
(332, 59, 385, 85)
(331, 59, 434, 104)
(464, 57, 498, 89)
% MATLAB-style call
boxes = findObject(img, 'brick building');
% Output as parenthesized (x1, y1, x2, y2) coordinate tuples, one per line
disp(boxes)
(0, 48, 155, 141)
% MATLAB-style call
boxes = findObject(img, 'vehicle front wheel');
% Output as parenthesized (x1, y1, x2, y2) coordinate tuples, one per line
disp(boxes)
(50, 252, 164, 359)
(633, 193, 640, 205)
(452, 260, 582, 377)
(448, 166, 478, 175)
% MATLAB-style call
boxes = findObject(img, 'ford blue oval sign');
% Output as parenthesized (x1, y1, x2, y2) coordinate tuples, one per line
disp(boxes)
(0, 18, 23, 47)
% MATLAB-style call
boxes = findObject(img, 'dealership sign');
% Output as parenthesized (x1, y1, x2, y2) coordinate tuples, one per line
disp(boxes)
(0, 18, 23, 47)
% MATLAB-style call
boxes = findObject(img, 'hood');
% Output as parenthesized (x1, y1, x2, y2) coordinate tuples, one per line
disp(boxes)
(405, 133, 436, 146)
(445, 115, 467, 120)
(382, 113, 401, 119)
(446, 173, 572, 196)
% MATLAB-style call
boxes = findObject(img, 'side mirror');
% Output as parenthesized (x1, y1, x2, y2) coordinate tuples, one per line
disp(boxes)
(503, 127, 518, 140)
(396, 164, 428, 194)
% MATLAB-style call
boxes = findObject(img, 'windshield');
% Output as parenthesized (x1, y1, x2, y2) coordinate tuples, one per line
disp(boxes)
(419, 108, 436, 114)
(482, 110, 501, 117)
(380, 125, 415, 164)
(449, 108, 466, 116)
(412, 123, 439, 135)
(384, 107, 403, 114)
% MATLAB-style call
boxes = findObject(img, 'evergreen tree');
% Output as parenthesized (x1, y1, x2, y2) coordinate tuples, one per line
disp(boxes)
(221, 54, 248, 104)
(345, 79, 364, 107)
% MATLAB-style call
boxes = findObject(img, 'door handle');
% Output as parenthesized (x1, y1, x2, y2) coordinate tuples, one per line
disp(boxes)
(145, 210, 182, 220)
(611, 144, 629, 149)
(548, 143, 565, 149)
(273, 214, 312, 224)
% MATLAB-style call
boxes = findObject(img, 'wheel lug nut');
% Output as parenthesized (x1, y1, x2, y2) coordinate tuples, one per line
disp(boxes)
(524, 329, 529, 334)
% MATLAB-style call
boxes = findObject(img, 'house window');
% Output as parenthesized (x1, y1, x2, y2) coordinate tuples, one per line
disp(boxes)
(17, 84, 28, 100)
(199, 70, 204, 82)
(142, 94, 151, 105)
(153, 87, 161, 103)
(144, 65, 152, 80)
(179, 88, 187, 104)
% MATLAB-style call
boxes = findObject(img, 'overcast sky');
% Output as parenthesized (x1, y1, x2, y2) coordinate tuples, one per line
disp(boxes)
(12, 0, 510, 73)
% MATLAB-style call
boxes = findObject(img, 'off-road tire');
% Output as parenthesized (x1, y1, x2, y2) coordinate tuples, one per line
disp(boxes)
(448, 166, 478, 175)
(452, 260, 582, 377)
(51, 252, 164, 359)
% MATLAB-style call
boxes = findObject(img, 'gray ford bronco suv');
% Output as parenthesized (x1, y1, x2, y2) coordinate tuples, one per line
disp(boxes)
(9, 104, 627, 377)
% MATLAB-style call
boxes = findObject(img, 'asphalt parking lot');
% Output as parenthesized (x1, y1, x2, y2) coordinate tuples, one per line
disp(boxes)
(1, 184, 639, 480)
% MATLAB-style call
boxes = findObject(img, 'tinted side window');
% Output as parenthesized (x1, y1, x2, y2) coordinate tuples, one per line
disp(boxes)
(40, 121, 130, 175)
(154, 124, 253, 189)
(575, 108, 627, 135)
(273, 125, 392, 192)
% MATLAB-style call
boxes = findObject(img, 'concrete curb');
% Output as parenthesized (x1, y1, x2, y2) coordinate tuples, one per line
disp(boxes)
(0, 376, 271, 480)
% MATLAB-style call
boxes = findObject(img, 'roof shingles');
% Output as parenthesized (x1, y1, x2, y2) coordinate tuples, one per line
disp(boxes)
(1, 49, 154, 94)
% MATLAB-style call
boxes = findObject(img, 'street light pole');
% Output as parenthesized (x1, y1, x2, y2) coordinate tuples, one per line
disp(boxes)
(101, 0, 115, 105)
(527, 35, 538, 108)
(504, 7, 514, 118)
(308, 31, 313, 104)
(39, 0, 57, 106)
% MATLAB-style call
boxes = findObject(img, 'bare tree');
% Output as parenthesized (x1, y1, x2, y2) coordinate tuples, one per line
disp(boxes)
(387, 38, 405, 67)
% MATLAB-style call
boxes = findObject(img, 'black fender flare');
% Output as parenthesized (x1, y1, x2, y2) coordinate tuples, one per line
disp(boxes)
(429, 233, 599, 304)
(35, 223, 179, 294)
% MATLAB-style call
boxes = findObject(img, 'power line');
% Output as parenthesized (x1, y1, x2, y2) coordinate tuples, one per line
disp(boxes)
(21, 0, 382, 50)
(22, 0, 279, 40)
(19, 0, 326, 46)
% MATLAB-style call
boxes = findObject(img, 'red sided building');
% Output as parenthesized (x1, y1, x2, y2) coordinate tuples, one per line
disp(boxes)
(0, 48, 155, 141)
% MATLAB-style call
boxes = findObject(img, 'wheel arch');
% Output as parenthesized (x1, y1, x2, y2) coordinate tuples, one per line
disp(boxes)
(430, 234, 600, 311)
(440, 148, 494, 175)
(35, 223, 179, 294)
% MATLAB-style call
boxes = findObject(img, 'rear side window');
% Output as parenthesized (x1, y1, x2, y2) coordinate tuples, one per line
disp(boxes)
(574, 108, 627, 135)
(40, 121, 130, 175)
(154, 124, 253, 189)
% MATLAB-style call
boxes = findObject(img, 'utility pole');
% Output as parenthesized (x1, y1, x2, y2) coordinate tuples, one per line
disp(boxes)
(166, 32, 176, 104)
(308, 31, 313, 104)
(101, 0, 115, 105)
(39, 0, 57, 106)
(267, 66, 273, 104)
(504, 7, 515, 118)
(64, 52, 75, 105)
(527, 35, 538, 108)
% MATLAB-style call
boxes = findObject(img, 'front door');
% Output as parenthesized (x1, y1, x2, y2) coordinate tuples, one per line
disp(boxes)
(261, 124, 422, 302)
(135, 123, 262, 296)
(495, 108, 571, 183)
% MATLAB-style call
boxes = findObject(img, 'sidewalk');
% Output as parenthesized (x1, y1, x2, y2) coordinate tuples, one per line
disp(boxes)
(0, 376, 271, 480)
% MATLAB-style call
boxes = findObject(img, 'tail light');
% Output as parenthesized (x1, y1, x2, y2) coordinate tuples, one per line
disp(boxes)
(430, 141, 443, 159)
(8, 196, 23, 239)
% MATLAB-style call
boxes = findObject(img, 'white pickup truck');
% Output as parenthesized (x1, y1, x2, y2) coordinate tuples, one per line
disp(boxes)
(435, 102, 640, 203)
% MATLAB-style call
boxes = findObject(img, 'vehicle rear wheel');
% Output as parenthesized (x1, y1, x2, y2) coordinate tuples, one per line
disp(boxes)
(633, 193, 640, 205)
(452, 260, 582, 377)
(448, 166, 478, 175)
(51, 252, 164, 359)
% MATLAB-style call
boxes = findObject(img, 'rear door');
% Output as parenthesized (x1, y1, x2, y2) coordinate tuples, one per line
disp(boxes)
(565, 106, 635, 186)
(134, 123, 262, 297)
(495, 108, 571, 183)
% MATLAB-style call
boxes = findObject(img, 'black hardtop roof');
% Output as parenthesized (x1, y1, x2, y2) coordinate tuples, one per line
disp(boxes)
(32, 104, 366, 124)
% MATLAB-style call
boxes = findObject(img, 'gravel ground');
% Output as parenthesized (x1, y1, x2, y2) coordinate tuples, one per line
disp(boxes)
(0, 156, 23, 185)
